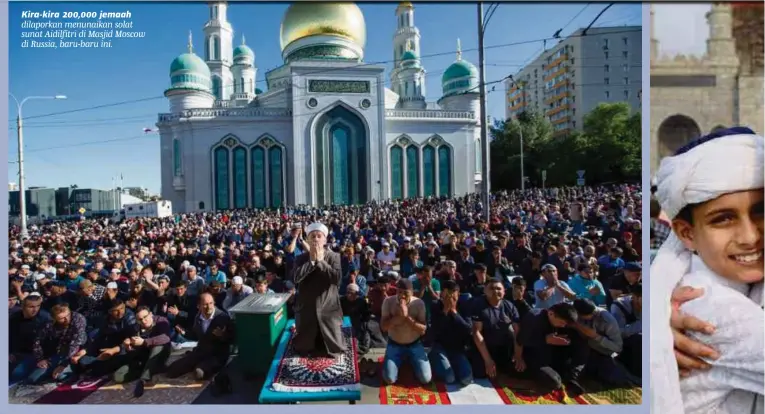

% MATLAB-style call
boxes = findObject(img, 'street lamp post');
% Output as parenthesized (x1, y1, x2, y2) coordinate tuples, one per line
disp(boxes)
(477, 2, 491, 219)
(9, 93, 67, 240)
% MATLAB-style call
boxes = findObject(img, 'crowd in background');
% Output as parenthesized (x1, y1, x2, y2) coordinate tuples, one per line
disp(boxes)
(8, 185, 643, 398)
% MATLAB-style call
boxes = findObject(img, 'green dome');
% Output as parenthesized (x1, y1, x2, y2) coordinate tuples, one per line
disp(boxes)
(169, 53, 210, 75)
(234, 44, 254, 58)
(255, 88, 264, 95)
(401, 50, 417, 61)
(441, 60, 478, 84)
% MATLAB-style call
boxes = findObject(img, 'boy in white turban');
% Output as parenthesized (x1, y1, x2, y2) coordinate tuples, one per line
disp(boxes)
(651, 127, 764, 414)
(289, 222, 346, 357)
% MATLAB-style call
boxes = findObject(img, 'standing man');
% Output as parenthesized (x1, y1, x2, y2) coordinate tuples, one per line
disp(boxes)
(290, 222, 345, 357)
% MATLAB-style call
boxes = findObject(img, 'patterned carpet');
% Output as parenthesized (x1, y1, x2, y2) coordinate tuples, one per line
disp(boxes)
(8, 352, 212, 405)
(492, 376, 642, 405)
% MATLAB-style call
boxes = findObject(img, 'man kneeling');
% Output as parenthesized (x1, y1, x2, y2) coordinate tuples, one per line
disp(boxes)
(381, 279, 431, 385)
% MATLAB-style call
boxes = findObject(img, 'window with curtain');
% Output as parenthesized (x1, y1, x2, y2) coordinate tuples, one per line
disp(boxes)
(406, 145, 419, 198)
(269, 146, 283, 208)
(233, 147, 247, 209)
(331, 127, 350, 205)
(251, 146, 266, 209)
(438, 146, 451, 197)
(173, 139, 182, 176)
(423, 145, 436, 197)
(214, 147, 229, 210)
(390, 146, 403, 199)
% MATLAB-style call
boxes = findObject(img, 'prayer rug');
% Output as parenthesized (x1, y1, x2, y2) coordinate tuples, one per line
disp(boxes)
(272, 326, 360, 393)
(377, 358, 450, 405)
(79, 375, 209, 404)
(492, 376, 642, 405)
(34, 376, 110, 404)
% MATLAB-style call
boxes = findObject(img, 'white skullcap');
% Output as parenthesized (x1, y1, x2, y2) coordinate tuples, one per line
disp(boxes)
(232, 276, 243, 285)
(650, 129, 764, 414)
(107, 282, 119, 289)
(346, 283, 360, 293)
(305, 222, 328, 237)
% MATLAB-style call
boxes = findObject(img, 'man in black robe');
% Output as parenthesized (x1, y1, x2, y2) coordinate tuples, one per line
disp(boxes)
(290, 222, 346, 357)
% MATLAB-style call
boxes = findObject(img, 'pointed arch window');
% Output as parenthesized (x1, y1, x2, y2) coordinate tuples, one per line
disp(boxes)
(173, 139, 182, 177)
(423, 145, 436, 197)
(390, 146, 404, 199)
(438, 146, 451, 197)
(212, 77, 222, 100)
(251, 146, 267, 208)
(269, 147, 284, 208)
(204, 37, 211, 61)
(212, 36, 221, 61)
(214, 147, 230, 210)
(250, 136, 286, 210)
(232, 146, 247, 209)
(406, 145, 419, 198)
(240, 77, 245, 94)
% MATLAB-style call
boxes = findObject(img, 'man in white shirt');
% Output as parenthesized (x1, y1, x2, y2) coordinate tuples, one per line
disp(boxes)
(377, 242, 397, 272)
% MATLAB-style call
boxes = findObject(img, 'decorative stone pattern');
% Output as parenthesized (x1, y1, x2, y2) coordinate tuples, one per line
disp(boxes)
(158, 107, 292, 122)
(360, 99, 371, 109)
(287, 45, 360, 63)
(307, 98, 318, 108)
(308, 79, 370, 94)
(385, 109, 474, 120)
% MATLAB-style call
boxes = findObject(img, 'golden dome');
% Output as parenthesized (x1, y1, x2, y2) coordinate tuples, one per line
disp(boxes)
(280, 3, 366, 51)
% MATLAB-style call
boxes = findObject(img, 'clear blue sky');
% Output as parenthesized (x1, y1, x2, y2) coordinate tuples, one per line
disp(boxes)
(8, 2, 640, 194)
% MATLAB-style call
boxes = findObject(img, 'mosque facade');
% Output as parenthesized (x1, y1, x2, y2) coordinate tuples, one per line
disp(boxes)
(649, 3, 764, 174)
(157, 2, 484, 213)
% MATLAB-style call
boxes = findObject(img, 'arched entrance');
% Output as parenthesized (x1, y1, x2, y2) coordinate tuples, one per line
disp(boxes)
(313, 105, 369, 206)
(657, 115, 701, 158)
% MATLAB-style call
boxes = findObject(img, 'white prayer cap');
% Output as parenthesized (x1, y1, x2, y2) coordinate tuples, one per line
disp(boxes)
(655, 128, 764, 220)
(650, 128, 764, 414)
(305, 222, 328, 237)
(232, 276, 244, 285)
(107, 282, 119, 289)
(346, 283, 360, 293)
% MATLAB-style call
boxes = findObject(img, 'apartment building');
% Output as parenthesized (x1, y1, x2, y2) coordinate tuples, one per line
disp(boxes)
(505, 26, 642, 135)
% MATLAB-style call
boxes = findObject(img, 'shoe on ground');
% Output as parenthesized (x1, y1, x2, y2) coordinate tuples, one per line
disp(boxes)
(133, 380, 145, 398)
(565, 380, 585, 397)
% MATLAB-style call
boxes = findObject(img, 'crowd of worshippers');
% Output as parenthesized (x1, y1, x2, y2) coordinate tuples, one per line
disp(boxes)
(8, 186, 641, 399)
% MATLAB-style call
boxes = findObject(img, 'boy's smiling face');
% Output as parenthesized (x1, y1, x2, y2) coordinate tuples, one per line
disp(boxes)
(673, 189, 765, 284)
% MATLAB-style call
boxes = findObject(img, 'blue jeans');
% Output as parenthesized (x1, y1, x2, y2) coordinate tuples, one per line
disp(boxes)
(429, 345, 473, 386)
(10, 354, 37, 384)
(382, 340, 432, 385)
(25, 355, 75, 385)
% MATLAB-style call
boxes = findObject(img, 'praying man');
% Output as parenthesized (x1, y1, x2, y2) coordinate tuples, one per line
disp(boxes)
(290, 222, 346, 357)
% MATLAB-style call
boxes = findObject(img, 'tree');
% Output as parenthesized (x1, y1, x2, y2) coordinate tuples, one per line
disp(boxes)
(489, 102, 641, 189)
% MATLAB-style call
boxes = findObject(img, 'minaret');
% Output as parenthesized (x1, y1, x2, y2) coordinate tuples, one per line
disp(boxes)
(392, 2, 421, 75)
(231, 34, 257, 105)
(393, 40, 426, 109)
(706, 3, 738, 65)
(203, 2, 234, 101)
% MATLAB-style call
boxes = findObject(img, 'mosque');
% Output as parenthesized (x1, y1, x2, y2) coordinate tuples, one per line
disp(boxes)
(649, 3, 764, 173)
(156, 2, 484, 212)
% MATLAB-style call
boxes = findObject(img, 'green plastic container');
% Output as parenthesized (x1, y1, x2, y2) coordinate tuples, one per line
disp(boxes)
(229, 292, 292, 376)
